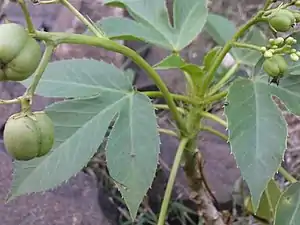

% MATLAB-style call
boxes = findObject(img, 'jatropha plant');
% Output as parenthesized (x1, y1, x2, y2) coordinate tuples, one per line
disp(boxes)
(2, 0, 300, 224)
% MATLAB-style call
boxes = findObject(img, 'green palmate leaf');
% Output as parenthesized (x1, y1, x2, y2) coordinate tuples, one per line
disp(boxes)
(224, 77, 287, 211)
(103, 0, 208, 51)
(274, 182, 300, 225)
(11, 92, 160, 220)
(21, 59, 132, 98)
(106, 93, 159, 219)
(153, 54, 186, 69)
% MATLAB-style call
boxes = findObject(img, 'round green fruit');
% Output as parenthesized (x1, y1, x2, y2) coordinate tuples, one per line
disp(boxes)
(0, 23, 42, 81)
(263, 55, 288, 77)
(3, 111, 54, 161)
(269, 10, 295, 32)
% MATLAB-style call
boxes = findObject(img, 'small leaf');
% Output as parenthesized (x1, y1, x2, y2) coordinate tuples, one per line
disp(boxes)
(180, 63, 204, 91)
(203, 46, 222, 70)
(225, 78, 287, 211)
(274, 182, 300, 225)
(106, 93, 160, 219)
(21, 59, 132, 98)
(103, 0, 208, 51)
(245, 179, 281, 222)
(153, 54, 186, 70)
(255, 179, 281, 222)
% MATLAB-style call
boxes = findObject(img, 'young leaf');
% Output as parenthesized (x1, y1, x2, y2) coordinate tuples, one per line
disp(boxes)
(180, 63, 204, 90)
(106, 93, 160, 219)
(274, 182, 300, 225)
(153, 54, 186, 70)
(103, 0, 208, 51)
(224, 78, 287, 211)
(246, 179, 281, 222)
(21, 59, 133, 98)
(203, 46, 222, 70)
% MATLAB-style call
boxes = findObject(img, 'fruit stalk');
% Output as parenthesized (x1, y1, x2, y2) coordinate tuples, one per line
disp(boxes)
(24, 44, 55, 98)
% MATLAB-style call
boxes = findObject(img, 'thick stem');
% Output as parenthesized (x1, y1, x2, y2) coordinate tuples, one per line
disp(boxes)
(24, 44, 55, 97)
(157, 138, 189, 225)
(32, 31, 188, 135)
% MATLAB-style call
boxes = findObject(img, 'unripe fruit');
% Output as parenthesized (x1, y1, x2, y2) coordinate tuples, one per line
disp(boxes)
(3, 111, 54, 161)
(263, 55, 288, 78)
(0, 23, 42, 81)
(269, 10, 295, 32)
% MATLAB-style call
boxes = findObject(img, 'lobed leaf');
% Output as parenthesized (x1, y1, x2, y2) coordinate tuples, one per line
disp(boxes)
(103, 0, 208, 51)
(225, 78, 287, 211)
(106, 93, 160, 219)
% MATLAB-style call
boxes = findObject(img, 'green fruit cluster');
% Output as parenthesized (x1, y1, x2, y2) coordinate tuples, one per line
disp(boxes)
(0, 23, 42, 81)
(269, 9, 295, 32)
(3, 112, 54, 161)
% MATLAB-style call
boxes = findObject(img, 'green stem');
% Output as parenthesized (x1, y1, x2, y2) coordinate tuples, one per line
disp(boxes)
(24, 44, 55, 97)
(153, 104, 186, 114)
(18, 0, 35, 33)
(202, 91, 228, 105)
(232, 42, 262, 52)
(209, 63, 240, 96)
(32, 31, 187, 135)
(278, 166, 297, 184)
(0, 98, 21, 105)
(200, 126, 228, 141)
(157, 138, 189, 225)
(144, 91, 199, 105)
(60, 0, 105, 37)
(263, 0, 274, 10)
(199, 111, 228, 127)
(158, 128, 178, 137)
(201, 12, 263, 95)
